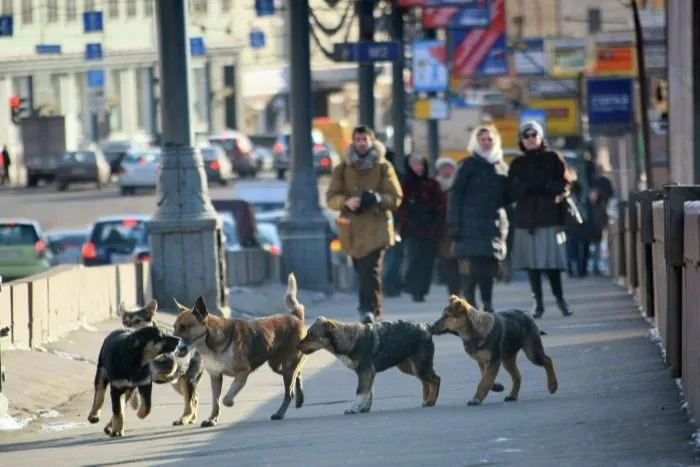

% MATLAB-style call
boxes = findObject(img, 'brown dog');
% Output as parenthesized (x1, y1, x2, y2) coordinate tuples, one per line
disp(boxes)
(172, 273, 307, 427)
(432, 295, 558, 406)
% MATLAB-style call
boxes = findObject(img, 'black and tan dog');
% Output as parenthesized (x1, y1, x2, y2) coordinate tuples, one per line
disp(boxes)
(432, 295, 558, 406)
(298, 317, 441, 414)
(118, 299, 205, 426)
(172, 273, 307, 427)
(87, 326, 180, 437)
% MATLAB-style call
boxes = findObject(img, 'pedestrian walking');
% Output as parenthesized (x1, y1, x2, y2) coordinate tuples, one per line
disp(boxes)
(326, 125, 403, 324)
(1, 145, 10, 186)
(447, 125, 510, 312)
(382, 147, 405, 297)
(585, 163, 614, 275)
(508, 120, 573, 318)
(396, 154, 445, 302)
(434, 157, 460, 296)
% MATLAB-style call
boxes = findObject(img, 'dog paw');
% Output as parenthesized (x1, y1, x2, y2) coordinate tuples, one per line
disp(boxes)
(504, 395, 518, 402)
(344, 409, 359, 415)
(491, 383, 505, 392)
(136, 407, 149, 420)
(110, 430, 124, 438)
(88, 414, 100, 424)
(201, 419, 217, 428)
(270, 413, 284, 421)
(467, 399, 481, 406)
(103, 424, 112, 436)
(359, 406, 371, 413)
(221, 396, 235, 408)
(295, 391, 304, 409)
(421, 401, 436, 408)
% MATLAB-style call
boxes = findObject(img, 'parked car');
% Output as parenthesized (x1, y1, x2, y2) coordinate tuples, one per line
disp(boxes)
(81, 215, 151, 266)
(233, 180, 288, 213)
(273, 129, 339, 179)
(46, 229, 89, 265)
(200, 144, 234, 186)
(208, 130, 257, 178)
(253, 146, 275, 172)
(118, 148, 161, 195)
(55, 150, 112, 191)
(0, 218, 53, 280)
(101, 139, 151, 177)
(220, 213, 279, 256)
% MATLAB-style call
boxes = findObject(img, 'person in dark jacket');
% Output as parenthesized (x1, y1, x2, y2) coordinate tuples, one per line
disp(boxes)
(381, 148, 404, 297)
(585, 163, 614, 275)
(1, 145, 10, 186)
(448, 125, 509, 313)
(566, 171, 589, 278)
(434, 157, 460, 296)
(396, 153, 445, 302)
(508, 120, 573, 318)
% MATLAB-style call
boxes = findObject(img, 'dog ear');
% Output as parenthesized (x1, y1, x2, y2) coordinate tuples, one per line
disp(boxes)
(144, 299, 158, 318)
(193, 296, 209, 321)
(173, 298, 190, 314)
(448, 295, 461, 304)
(116, 302, 127, 317)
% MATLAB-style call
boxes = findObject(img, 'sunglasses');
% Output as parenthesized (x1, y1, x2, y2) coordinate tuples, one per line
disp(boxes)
(522, 132, 538, 139)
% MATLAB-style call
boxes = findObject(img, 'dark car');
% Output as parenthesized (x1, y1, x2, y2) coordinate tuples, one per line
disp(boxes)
(81, 215, 151, 266)
(55, 150, 112, 191)
(200, 145, 234, 186)
(273, 129, 339, 180)
(208, 130, 258, 178)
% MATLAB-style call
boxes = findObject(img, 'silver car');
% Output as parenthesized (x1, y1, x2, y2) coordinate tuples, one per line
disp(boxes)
(46, 229, 89, 265)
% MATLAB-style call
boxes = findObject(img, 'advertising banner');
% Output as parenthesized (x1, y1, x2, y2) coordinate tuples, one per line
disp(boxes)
(528, 98, 580, 136)
(549, 38, 586, 78)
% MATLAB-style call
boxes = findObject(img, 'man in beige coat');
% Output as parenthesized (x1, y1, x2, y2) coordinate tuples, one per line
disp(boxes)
(326, 125, 403, 323)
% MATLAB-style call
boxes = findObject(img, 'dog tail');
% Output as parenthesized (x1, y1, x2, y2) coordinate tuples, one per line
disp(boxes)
(284, 273, 305, 321)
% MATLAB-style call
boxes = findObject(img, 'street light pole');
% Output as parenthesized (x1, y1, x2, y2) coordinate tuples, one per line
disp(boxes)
(147, 0, 228, 313)
(357, 0, 375, 127)
(277, 0, 332, 294)
(391, 2, 406, 169)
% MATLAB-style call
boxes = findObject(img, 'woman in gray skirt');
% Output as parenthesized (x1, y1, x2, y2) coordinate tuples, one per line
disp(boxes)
(508, 121, 573, 318)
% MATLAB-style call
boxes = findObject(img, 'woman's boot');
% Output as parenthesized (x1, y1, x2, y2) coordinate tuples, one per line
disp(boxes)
(546, 269, 573, 317)
(479, 276, 495, 313)
(527, 270, 545, 318)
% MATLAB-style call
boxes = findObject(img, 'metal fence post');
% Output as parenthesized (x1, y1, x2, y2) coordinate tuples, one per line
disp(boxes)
(663, 185, 700, 378)
(636, 189, 663, 318)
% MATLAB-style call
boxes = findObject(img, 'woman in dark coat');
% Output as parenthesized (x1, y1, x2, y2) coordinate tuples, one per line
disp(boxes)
(396, 154, 446, 302)
(508, 120, 573, 318)
(447, 125, 509, 312)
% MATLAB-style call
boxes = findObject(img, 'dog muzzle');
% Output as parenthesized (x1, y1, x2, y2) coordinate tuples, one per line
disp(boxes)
(175, 340, 193, 357)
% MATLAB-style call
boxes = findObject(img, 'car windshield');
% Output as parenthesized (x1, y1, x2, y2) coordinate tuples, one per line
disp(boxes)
(48, 233, 86, 247)
(257, 223, 278, 246)
(0, 223, 40, 245)
(209, 138, 235, 151)
(62, 151, 96, 163)
(200, 147, 218, 160)
(221, 218, 238, 247)
(90, 219, 148, 249)
(123, 151, 160, 164)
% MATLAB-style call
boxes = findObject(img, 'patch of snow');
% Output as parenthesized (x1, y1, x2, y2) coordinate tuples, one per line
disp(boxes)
(490, 437, 510, 443)
(0, 415, 34, 431)
(551, 323, 610, 330)
(38, 408, 61, 418)
(690, 430, 700, 449)
(41, 420, 90, 432)
(50, 350, 94, 364)
(77, 320, 98, 332)
(497, 448, 523, 453)
(648, 328, 667, 360)
(229, 286, 252, 294)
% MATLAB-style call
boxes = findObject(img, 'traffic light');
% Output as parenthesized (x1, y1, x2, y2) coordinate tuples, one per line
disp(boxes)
(9, 95, 27, 125)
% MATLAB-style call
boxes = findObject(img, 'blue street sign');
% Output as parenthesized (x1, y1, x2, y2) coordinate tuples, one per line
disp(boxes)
(249, 29, 265, 49)
(87, 68, 106, 88)
(35, 44, 62, 55)
(520, 108, 548, 138)
(83, 11, 103, 33)
(333, 41, 400, 64)
(85, 43, 103, 61)
(0, 15, 13, 37)
(189, 37, 206, 57)
(255, 0, 275, 17)
(586, 77, 634, 129)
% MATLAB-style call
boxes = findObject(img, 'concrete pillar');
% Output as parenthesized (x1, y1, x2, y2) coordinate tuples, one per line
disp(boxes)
(147, 0, 228, 314)
(120, 68, 139, 137)
(60, 73, 80, 151)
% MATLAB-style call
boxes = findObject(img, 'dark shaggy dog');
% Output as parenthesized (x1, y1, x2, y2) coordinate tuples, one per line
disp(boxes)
(87, 326, 180, 437)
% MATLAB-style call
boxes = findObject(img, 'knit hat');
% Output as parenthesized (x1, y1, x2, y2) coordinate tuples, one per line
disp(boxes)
(435, 157, 457, 170)
(519, 120, 545, 137)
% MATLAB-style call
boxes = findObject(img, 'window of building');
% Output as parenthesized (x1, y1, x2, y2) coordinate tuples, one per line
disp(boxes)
(1, 0, 13, 15)
(21, 0, 33, 24)
(191, 0, 208, 14)
(126, 0, 137, 17)
(46, 0, 59, 23)
(108, 0, 119, 18)
(65, 0, 77, 21)
(221, 0, 231, 13)
(84, 0, 95, 10)
(144, 0, 153, 17)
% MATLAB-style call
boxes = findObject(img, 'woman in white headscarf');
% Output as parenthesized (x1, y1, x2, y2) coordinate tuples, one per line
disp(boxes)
(446, 125, 510, 312)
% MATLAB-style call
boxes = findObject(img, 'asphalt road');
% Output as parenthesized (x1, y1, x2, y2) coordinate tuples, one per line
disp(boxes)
(0, 279, 697, 467)
(0, 174, 331, 232)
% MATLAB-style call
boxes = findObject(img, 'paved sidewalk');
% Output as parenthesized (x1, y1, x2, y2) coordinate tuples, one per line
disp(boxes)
(0, 277, 697, 466)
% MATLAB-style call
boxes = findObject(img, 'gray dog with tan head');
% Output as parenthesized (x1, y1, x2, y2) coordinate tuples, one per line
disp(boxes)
(432, 295, 558, 406)
(298, 317, 441, 414)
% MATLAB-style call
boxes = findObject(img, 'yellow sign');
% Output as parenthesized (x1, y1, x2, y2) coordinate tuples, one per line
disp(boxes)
(490, 118, 519, 149)
(413, 98, 450, 120)
(527, 98, 580, 136)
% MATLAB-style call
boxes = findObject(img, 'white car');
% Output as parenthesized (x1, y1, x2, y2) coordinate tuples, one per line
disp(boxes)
(118, 148, 161, 195)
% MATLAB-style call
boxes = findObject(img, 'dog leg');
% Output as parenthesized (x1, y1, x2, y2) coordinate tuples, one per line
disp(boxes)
(345, 370, 375, 415)
(469, 361, 501, 406)
(136, 384, 152, 419)
(174, 377, 198, 425)
(294, 374, 304, 409)
(271, 370, 295, 420)
(420, 370, 441, 408)
(87, 367, 108, 424)
(128, 390, 140, 411)
(106, 386, 126, 437)
(523, 337, 558, 394)
(478, 361, 505, 393)
(202, 373, 223, 428)
(222, 372, 249, 408)
(501, 355, 522, 402)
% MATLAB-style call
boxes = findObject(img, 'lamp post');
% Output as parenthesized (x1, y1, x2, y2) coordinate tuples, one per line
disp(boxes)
(147, 0, 228, 313)
(276, 0, 332, 293)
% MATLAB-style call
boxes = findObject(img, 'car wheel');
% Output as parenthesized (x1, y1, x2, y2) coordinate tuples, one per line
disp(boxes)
(219, 179, 229, 186)
(276, 169, 286, 180)
(27, 175, 39, 187)
(120, 186, 133, 196)
(57, 181, 69, 191)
